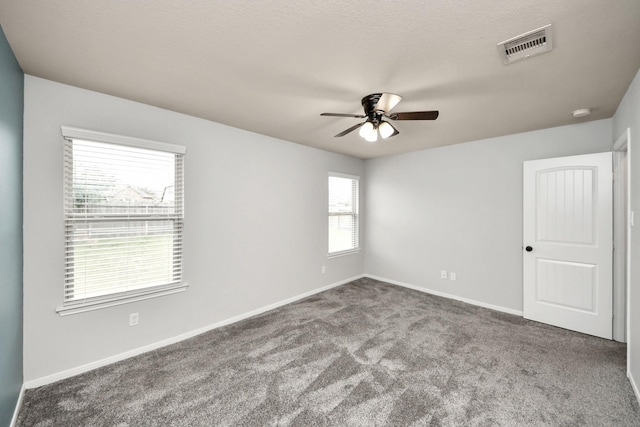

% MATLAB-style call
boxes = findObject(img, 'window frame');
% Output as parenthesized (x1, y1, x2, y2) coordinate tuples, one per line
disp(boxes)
(57, 126, 187, 316)
(328, 172, 360, 258)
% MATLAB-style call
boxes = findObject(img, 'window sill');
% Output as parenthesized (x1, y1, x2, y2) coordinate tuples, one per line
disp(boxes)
(328, 248, 361, 259)
(56, 283, 188, 316)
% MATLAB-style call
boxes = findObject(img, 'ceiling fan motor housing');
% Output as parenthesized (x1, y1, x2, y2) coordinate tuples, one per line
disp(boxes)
(362, 93, 386, 125)
(362, 93, 383, 112)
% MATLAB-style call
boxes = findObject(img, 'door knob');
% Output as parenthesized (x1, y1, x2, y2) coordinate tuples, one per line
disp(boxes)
(525, 246, 533, 252)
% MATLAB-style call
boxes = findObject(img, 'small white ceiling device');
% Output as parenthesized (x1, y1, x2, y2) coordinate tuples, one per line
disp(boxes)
(572, 108, 591, 118)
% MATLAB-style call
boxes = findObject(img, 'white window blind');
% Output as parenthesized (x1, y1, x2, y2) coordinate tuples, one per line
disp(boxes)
(328, 173, 359, 256)
(60, 127, 186, 314)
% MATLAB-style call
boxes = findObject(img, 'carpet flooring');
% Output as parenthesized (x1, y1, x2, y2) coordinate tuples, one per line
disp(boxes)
(17, 278, 640, 426)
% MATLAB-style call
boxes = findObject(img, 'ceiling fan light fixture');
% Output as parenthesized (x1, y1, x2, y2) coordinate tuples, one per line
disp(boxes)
(364, 130, 378, 142)
(359, 121, 377, 142)
(378, 121, 395, 139)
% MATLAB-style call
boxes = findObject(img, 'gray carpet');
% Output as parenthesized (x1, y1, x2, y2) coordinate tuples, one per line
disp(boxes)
(17, 278, 640, 426)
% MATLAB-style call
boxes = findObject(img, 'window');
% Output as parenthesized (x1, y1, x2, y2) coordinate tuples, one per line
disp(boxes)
(328, 172, 359, 256)
(59, 127, 186, 315)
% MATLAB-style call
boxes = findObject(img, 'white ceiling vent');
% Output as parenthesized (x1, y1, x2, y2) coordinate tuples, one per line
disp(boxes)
(497, 24, 553, 65)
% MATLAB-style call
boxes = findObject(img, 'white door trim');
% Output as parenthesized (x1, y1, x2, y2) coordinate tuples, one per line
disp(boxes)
(613, 128, 632, 375)
(613, 129, 630, 342)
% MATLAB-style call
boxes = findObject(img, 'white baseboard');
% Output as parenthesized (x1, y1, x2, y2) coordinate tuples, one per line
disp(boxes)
(10, 384, 25, 427)
(24, 274, 364, 389)
(365, 274, 523, 316)
(629, 371, 640, 406)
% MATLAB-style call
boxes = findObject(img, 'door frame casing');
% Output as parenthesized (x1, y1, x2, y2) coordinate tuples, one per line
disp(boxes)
(613, 129, 630, 343)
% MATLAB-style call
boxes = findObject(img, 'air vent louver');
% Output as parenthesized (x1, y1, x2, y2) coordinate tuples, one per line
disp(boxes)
(498, 24, 553, 65)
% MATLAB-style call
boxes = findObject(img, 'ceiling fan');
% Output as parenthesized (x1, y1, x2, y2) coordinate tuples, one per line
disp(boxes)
(321, 93, 439, 142)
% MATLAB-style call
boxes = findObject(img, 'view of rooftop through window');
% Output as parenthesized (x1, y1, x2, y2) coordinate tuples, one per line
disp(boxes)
(72, 140, 177, 214)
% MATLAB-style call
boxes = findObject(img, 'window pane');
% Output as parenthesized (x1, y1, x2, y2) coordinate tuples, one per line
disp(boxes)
(70, 140, 178, 216)
(65, 220, 181, 301)
(329, 176, 355, 213)
(328, 215, 357, 253)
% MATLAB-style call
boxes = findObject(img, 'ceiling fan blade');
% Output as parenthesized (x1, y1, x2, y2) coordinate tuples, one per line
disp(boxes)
(334, 122, 365, 137)
(388, 111, 439, 120)
(375, 93, 402, 113)
(321, 112, 367, 118)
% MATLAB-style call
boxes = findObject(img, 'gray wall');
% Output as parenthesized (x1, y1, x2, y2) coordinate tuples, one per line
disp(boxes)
(365, 119, 612, 313)
(23, 76, 365, 382)
(613, 66, 640, 396)
(0, 25, 23, 425)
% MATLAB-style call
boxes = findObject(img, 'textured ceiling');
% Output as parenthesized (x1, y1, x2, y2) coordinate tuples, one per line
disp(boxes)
(1, 1, 639, 159)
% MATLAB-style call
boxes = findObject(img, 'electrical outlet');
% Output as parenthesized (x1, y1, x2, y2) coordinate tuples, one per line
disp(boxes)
(450, 272, 457, 281)
(129, 313, 139, 327)
(441, 270, 448, 279)
(321, 266, 326, 274)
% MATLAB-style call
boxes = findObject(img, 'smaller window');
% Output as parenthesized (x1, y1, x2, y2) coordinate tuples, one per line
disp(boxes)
(328, 173, 359, 256)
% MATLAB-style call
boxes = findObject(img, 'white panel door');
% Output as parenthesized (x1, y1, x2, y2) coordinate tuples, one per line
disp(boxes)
(523, 152, 612, 339)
